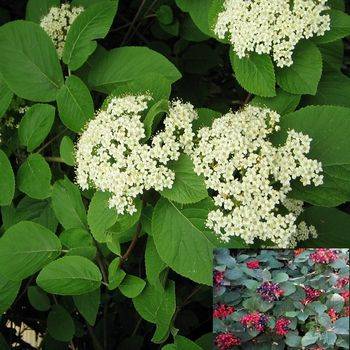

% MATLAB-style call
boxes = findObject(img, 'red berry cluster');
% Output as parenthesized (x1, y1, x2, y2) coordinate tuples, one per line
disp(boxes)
(215, 332, 241, 350)
(213, 304, 235, 319)
(327, 308, 338, 322)
(335, 276, 349, 289)
(214, 270, 225, 286)
(301, 286, 322, 305)
(240, 312, 269, 332)
(257, 281, 284, 302)
(275, 317, 291, 336)
(310, 249, 338, 264)
(246, 260, 260, 269)
(341, 291, 350, 303)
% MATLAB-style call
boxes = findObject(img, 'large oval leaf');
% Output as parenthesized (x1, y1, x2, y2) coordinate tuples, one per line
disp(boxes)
(25, 0, 60, 23)
(47, 304, 75, 341)
(63, 1, 118, 70)
(0, 221, 61, 281)
(17, 154, 52, 200)
(56, 75, 94, 132)
(37, 256, 102, 295)
(0, 273, 20, 314)
(0, 21, 63, 102)
(18, 104, 55, 152)
(0, 78, 13, 118)
(52, 177, 87, 230)
(152, 198, 215, 285)
(272, 105, 350, 206)
(87, 46, 181, 93)
(0, 150, 15, 206)
(160, 154, 208, 204)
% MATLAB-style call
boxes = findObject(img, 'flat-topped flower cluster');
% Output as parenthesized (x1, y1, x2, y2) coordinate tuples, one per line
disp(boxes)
(76, 95, 197, 215)
(214, 0, 330, 67)
(76, 94, 323, 246)
(40, 3, 84, 58)
(190, 105, 322, 247)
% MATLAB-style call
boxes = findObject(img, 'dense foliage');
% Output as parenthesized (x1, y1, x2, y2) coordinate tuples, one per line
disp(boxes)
(213, 249, 350, 349)
(0, 0, 349, 348)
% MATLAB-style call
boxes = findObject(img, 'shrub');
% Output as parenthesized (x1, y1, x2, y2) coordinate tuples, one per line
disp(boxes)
(213, 249, 350, 349)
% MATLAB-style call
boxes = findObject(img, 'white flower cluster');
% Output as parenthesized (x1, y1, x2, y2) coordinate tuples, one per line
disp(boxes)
(189, 105, 323, 247)
(214, 0, 330, 67)
(40, 4, 84, 58)
(76, 95, 198, 215)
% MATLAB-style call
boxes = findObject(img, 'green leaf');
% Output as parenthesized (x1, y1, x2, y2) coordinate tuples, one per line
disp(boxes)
(230, 51, 276, 97)
(60, 136, 75, 166)
(47, 304, 75, 342)
(0, 149, 15, 206)
(313, 10, 350, 44)
(27, 286, 51, 312)
(303, 72, 350, 108)
(276, 41, 322, 95)
(108, 257, 126, 290)
(145, 237, 167, 289)
(73, 289, 100, 326)
(87, 46, 181, 94)
(301, 331, 320, 347)
(334, 317, 349, 334)
(87, 191, 117, 242)
(0, 221, 61, 281)
(161, 154, 208, 204)
(285, 333, 302, 348)
(119, 275, 146, 298)
(193, 108, 220, 131)
(63, 1, 118, 71)
(301, 207, 350, 247)
(152, 198, 215, 285)
(0, 21, 63, 102)
(273, 106, 350, 206)
(133, 281, 176, 343)
(25, 0, 60, 23)
(318, 40, 344, 72)
(0, 273, 20, 314)
(156, 5, 173, 25)
(18, 104, 55, 151)
(37, 256, 102, 295)
(112, 73, 172, 103)
(17, 154, 52, 200)
(0, 78, 13, 118)
(52, 177, 87, 230)
(175, 336, 202, 350)
(56, 75, 94, 132)
(143, 99, 169, 140)
(273, 272, 289, 283)
(59, 228, 96, 259)
(251, 88, 301, 115)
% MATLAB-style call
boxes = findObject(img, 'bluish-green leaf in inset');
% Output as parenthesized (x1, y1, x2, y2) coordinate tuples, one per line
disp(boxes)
(0, 21, 63, 102)
(52, 177, 87, 230)
(56, 75, 94, 132)
(230, 51, 276, 97)
(160, 154, 208, 204)
(18, 104, 55, 151)
(0, 149, 15, 206)
(0, 221, 61, 281)
(276, 41, 322, 95)
(63, 1, 118, 70)
(17, 154, 52, 200)
(37, 256, 102, 295)
(87, 46, 181, 94)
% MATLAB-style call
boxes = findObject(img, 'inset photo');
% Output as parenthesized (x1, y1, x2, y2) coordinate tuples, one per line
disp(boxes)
(213, 249, 349, 350)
